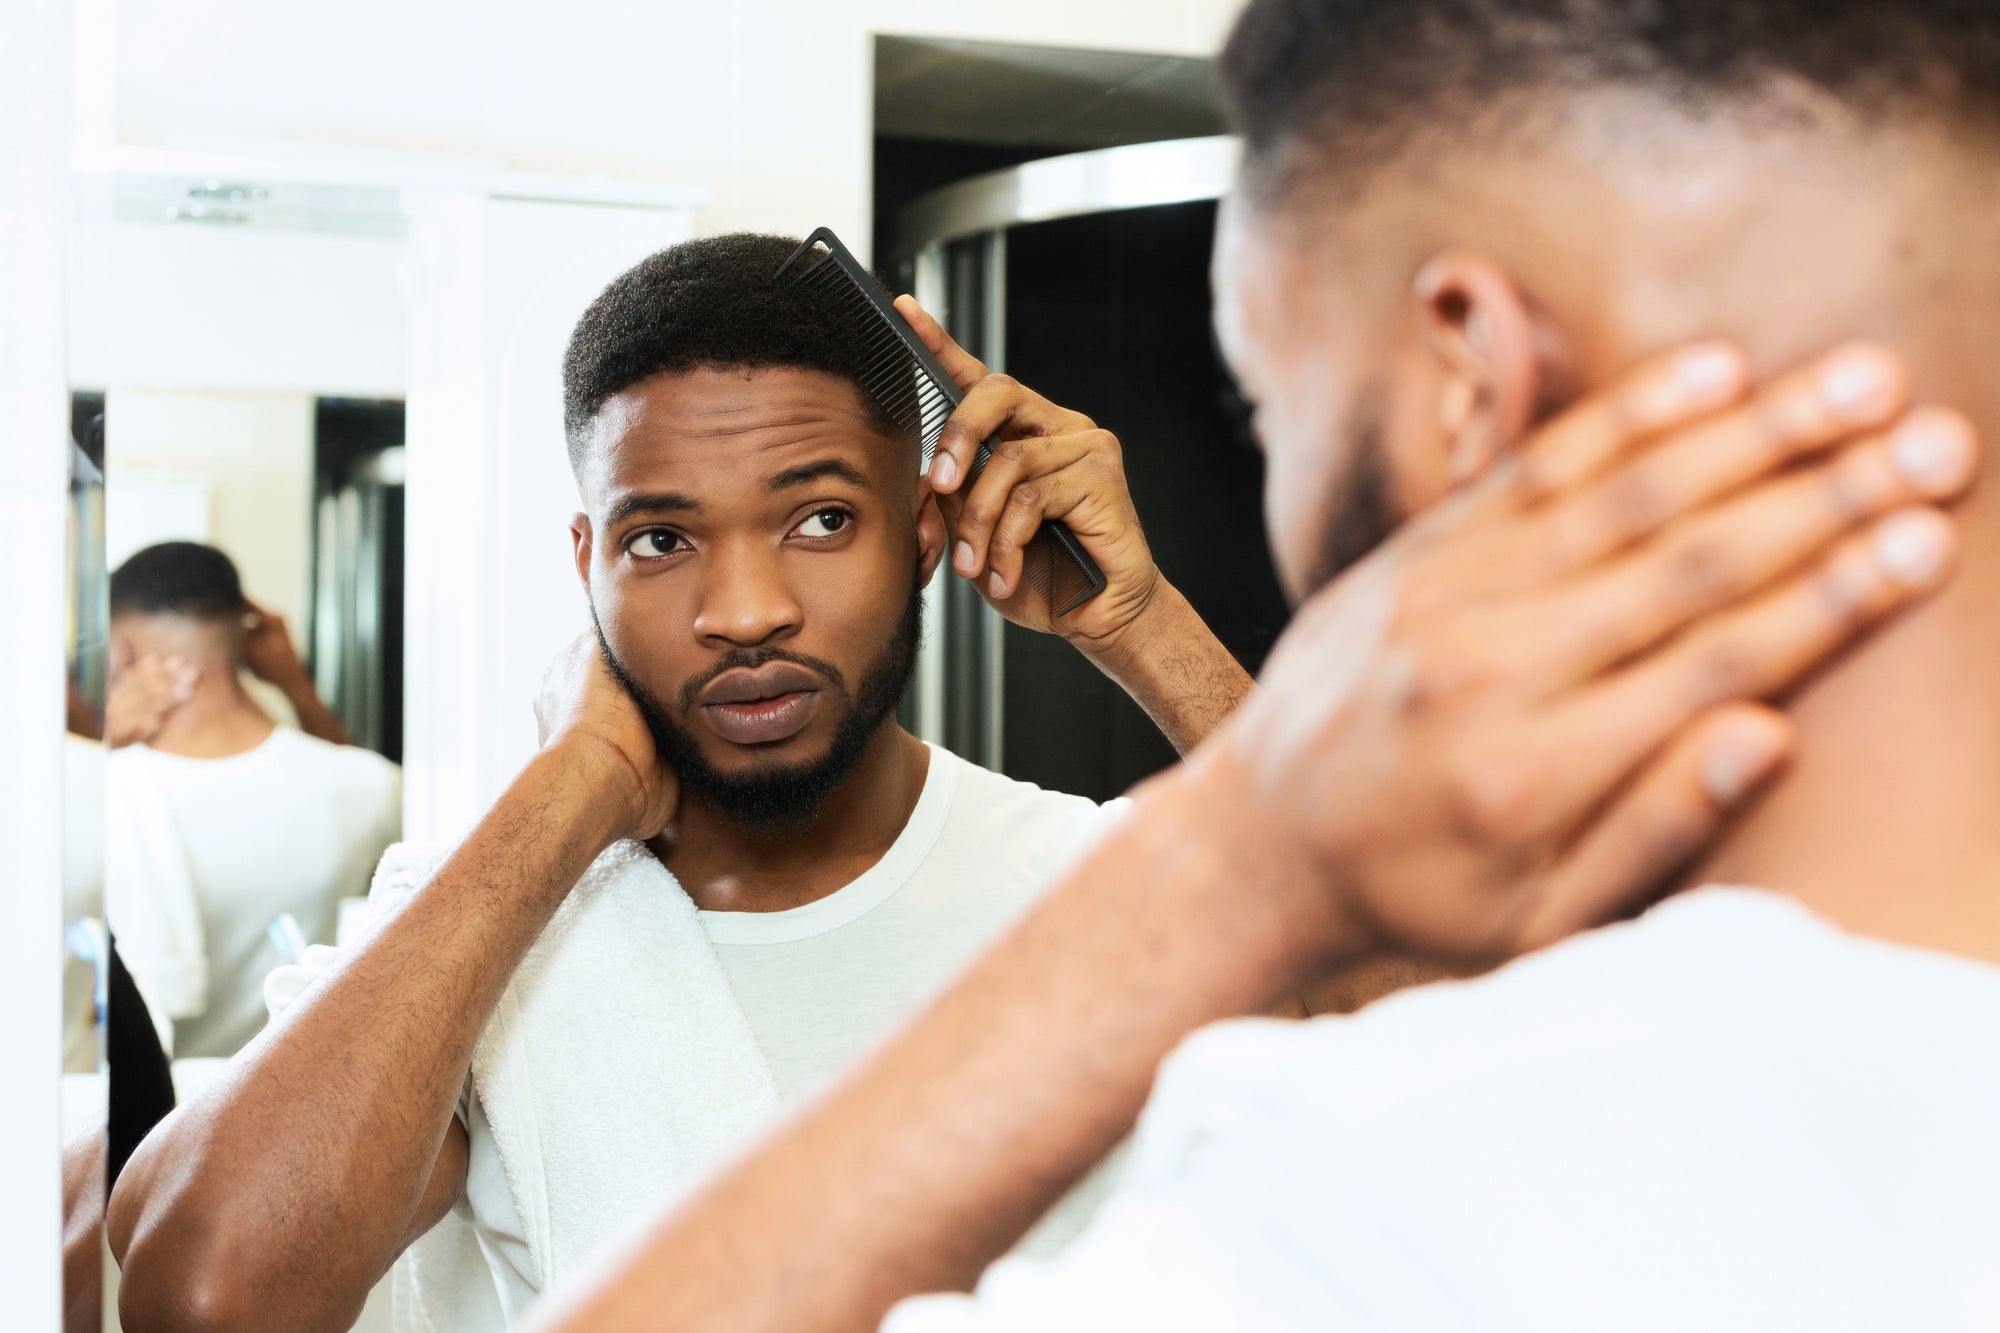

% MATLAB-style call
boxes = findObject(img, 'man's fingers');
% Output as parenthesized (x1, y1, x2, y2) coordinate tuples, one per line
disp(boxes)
(1514, 341, 1750, 496)
(928, 373, 1093, 496)
(1531, 343, 1914, 569)
(159, 655, 196, 702)
(893, 295, 988, 392)
(1511, 704, 1793, 953)
(1529, 408, 1977, 688)
(1516, 505, 1955, 837)
(984, 471, 1095, 601)
(949, 432, 1096, 582)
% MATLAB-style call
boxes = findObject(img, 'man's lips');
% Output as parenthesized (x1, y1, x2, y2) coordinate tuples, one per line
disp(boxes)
(698, 661, 823, 707)
(697, 662, 825, 745)
(702, 691, 819, 746)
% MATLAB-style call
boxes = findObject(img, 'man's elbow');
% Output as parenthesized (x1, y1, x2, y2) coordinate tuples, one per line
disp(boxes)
(113, 1223, 264, 1333)
(109, 1167, 295, 1333)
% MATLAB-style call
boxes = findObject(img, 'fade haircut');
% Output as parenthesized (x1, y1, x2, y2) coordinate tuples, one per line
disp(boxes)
(561, 233, 912, 476)
(110, 541, 246, 621)
(1218, 0, 2000, 205)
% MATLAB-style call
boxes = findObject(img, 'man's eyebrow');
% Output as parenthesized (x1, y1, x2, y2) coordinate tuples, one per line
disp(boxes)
(767, 459, 873, 493)
(604, 492, 699, 525)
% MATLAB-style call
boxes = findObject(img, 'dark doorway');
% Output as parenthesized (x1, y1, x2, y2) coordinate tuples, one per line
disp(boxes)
(311, 398, 405, 762)
(999, 202, 1287, 800)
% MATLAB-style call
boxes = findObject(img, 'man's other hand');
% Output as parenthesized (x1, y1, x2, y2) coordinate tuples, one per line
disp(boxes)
(104, 649, 195, 749)
(240, 600, 310, 690)
(896, 295, 1159, 648)
(536, 632, 679, 842)
(1197, 340, 1976, 971)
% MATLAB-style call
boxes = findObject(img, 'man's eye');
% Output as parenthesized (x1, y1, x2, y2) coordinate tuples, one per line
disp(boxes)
(624, 529, 685, 558)
(795, 509, 850, 539)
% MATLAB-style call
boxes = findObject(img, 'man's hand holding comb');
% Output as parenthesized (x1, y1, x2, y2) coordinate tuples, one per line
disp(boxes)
(898, 294, 1252, 755)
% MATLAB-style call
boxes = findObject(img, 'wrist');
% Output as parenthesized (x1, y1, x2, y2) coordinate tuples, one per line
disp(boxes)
(533, 733, 653, 850)
(1067, 573, 1176, 676)
(1159, 747, 1370, 980)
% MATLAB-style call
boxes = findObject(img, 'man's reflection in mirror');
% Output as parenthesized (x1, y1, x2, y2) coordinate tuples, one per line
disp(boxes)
(104, 541, 400, 1060)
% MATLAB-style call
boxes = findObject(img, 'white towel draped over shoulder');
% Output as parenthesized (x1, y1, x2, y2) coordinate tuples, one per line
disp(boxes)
(268, 837, 783, 1333)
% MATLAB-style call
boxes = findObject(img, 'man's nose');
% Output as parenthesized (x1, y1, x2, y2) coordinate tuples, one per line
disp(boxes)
(691, 540, 804, 649)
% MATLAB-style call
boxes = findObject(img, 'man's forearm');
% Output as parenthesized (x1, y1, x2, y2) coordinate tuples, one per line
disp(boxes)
(108, 743, 626, 1333)
(274, 670, 357, 747)
(526, 756, 1338, 1333)
(1077, 580, 1252, 755)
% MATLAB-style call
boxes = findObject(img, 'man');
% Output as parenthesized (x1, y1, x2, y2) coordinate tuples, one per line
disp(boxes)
(487, 3, 1995, 1331)
(108, 235, 1254, 1332)
(104, 542, 401, 1060)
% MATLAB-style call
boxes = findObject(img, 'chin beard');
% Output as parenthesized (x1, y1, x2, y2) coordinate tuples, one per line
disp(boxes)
(593, 568, 923, 831)
(1303, 390, 1400, 596)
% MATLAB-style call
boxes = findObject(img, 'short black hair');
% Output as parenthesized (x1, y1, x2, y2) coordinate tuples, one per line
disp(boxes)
(1219, 0, 2000, 203)
(110, 541, 246, 621)
(561, 233, 910, 475)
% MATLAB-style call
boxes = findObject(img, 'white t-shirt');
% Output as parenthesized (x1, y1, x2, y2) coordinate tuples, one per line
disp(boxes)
(116, 727, 400, 1058)
(888, 887, 2000, 1333)
(455, 745, 1131, 1315)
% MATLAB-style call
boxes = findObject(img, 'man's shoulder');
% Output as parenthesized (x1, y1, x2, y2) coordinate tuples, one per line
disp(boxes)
(931, 748, 1132, 857)
(272, 728, 401, 796)
(1154, 889, 1863, 1125)
(934, 747, 1130, 823)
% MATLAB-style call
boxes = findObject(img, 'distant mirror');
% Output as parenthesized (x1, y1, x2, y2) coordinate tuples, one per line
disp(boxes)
(81, 177, 409, 1075)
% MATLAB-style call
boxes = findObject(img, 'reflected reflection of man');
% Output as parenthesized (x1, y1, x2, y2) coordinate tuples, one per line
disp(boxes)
(109, 236, 1257, 1332)
(103, 542, 400, 1060)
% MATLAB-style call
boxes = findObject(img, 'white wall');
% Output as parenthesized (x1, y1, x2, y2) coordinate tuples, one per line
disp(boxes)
(0, 0, 73, 1319)
(108, 0, 1246, 254)
(70, 221, 406, 396)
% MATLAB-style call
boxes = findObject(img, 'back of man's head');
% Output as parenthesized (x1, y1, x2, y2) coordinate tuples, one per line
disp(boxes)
(110, 542, 246, 624)
(110, 540, 251, 673)
(1219, 0, 2000, 208)
(561, 233, 912, 478)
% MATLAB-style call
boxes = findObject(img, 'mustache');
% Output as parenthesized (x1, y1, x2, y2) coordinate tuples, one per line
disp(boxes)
(676, 647, 848, 714)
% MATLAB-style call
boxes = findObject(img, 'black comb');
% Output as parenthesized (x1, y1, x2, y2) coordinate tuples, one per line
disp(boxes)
(775, 227, 1108, 617)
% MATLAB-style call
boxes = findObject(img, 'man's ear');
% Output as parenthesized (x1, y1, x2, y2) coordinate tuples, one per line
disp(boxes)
(571, 514, 594, 591)
(1412, 252, 1540, 485)
(914, 478, 946, 585)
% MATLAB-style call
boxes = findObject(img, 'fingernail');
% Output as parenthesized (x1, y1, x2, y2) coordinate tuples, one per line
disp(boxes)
(1671, 344, 1744, 401)
(1817, 345, 1898, 417)
(931, 454, 958, 491)
(954, 540, 976, 575)
(1889, 411, 1976, 495)
(1872, 509, 1953, 587)
(988, 572, 1007, 598)
(1701, 725, 1786, 807)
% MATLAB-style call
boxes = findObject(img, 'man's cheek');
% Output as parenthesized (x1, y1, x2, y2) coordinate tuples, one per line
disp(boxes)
(1261, 429, 1333, 605)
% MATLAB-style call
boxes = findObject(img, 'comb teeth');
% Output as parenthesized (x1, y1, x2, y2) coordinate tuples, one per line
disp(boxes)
(776, 229, 970, 466)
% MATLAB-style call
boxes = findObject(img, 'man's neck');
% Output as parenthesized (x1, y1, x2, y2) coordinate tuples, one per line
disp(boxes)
(1692, 400, 2000, 965)
(653, 724, 933, 914)
(147, 669, 276, 759)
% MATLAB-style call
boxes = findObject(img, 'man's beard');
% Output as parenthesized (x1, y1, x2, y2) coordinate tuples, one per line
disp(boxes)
(593, 569, 923, 832)
(1302, 390, 1400, 597)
